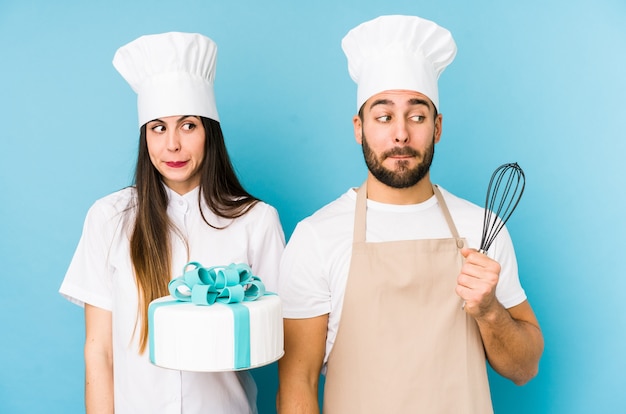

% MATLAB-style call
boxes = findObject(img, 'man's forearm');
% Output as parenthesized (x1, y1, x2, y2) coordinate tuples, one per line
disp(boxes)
(277, 377, 320, 414)
(476, 301, 544, 385)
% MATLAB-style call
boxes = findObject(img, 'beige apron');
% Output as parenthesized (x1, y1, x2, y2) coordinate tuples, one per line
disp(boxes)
(323, 184, 493, 413)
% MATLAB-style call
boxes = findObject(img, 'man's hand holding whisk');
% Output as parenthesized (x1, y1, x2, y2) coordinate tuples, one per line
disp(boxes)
(456, 248, 501, 319)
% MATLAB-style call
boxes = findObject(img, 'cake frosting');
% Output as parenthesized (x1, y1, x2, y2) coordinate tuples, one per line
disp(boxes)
(148, 262, 284, 372)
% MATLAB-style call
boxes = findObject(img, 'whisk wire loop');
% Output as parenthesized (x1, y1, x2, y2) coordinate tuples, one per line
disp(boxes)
(479, 163, 525, 253)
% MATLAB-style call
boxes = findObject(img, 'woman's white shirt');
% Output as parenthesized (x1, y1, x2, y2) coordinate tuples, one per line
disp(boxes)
(60, 185, 285, 413)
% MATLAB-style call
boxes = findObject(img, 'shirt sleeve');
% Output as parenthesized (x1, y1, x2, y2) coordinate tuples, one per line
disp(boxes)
(59, 199, 116, 310)
(278, 220, 332, 319)
(247, 203, 286, 293)
(492, 226, 527, 309)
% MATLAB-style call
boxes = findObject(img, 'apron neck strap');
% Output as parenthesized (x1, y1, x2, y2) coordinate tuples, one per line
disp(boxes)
(354, 182, 368, 243)
(432, 185, 465, 248)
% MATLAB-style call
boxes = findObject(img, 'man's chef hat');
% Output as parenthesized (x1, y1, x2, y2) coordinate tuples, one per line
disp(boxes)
(113, 32, 219, 127)
(342, 15, 457, 112)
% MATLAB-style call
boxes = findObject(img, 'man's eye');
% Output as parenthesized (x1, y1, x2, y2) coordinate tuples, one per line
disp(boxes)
(376, 115, 391, 122)
(410, 115, 425, 122)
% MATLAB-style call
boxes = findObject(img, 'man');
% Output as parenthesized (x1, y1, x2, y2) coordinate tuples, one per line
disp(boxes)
(276, 15, 544, 413)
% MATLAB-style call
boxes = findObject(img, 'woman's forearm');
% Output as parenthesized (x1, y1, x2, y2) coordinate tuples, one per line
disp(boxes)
(85, 351, 114, 413)
(85, 304, 114, 413)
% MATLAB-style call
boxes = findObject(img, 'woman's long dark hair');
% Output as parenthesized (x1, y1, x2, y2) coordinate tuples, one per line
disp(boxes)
(129, 116, 259, 353)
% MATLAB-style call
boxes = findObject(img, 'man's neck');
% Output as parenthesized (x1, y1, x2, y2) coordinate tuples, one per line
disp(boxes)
(365, 173, 434, 205)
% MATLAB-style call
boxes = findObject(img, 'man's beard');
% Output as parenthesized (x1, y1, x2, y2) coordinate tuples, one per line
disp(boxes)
(361, 131, 435, 189)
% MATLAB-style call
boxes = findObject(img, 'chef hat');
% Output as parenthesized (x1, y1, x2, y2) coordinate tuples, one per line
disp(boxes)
(342, 15, 457, 111)
(113, 32, 219, 127)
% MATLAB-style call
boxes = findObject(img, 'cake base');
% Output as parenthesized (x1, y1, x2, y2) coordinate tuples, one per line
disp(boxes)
(149, 294, 283, 372)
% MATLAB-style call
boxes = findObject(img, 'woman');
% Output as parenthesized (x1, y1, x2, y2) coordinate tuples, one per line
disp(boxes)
(60, 32, 285, 413)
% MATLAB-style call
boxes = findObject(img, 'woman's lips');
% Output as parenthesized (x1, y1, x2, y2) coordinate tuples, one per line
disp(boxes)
(166, 161, 188, 168)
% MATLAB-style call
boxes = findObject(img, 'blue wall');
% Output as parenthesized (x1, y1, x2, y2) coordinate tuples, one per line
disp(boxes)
(1, 0, 624, 412)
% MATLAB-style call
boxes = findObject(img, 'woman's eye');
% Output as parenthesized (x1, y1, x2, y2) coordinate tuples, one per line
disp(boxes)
(151, 125, 165, 133)
(182, 122, 196, 131)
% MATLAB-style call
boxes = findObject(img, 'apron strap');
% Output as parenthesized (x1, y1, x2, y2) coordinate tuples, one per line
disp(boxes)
(432, 185, 465, 249)
(353, 182, 368, 243)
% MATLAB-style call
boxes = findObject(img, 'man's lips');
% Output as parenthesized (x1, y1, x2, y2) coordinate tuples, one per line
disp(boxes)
(165, 161, 188, 168)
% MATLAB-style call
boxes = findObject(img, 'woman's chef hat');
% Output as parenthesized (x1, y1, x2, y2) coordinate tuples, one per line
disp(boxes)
(113, 32, 219, 127)
(342, 15, 457, 112)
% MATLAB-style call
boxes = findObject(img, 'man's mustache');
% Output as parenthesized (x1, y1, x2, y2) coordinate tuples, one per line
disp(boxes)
(383, 147, 420, 158)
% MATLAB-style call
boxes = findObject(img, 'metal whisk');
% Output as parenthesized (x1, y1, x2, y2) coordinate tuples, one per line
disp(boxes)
(479, 162, 526, 253)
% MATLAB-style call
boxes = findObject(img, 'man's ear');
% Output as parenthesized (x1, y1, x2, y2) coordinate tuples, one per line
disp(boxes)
(353, 115, 363, 145)
(434, 113, 443, 144)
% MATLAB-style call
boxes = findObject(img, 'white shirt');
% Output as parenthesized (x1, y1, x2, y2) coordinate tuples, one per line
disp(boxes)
(278, 186, 526, 366)
(60, 186, 285, 413)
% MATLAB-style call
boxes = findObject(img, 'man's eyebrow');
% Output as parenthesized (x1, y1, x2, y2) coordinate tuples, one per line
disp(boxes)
(408, 98, 431, 108)
(368, 98, 431, 110)
(369, 99, 393, 110)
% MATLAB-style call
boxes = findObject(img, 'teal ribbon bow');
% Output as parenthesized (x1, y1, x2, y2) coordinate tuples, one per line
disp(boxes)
(168, 262, 266, 305)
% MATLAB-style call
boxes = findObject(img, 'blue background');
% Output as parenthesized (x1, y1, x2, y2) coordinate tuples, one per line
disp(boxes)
(1, 0, 625, 412)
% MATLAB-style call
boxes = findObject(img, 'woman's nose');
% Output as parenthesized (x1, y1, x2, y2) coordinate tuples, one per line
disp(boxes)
(165, 131, 181, 151)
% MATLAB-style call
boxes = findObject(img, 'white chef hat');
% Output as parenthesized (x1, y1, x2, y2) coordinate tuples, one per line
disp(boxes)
(113, 32, 219, 127)
(342, 15, 457, 112)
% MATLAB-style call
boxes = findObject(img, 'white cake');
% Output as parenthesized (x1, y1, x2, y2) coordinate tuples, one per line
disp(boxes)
(148, 294, 284, 372)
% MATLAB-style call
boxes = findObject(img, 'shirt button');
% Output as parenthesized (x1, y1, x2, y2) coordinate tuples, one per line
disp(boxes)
(178, 200, 184, 206)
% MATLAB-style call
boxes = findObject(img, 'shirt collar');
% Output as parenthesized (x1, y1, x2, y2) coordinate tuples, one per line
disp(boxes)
(164, 184, 200, 214)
